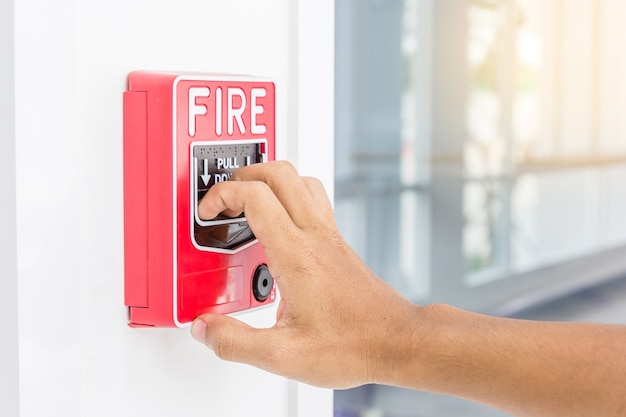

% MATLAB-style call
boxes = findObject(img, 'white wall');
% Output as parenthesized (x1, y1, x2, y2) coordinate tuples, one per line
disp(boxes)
(13, 0, 333, 416)
(1, 0, 19, 415)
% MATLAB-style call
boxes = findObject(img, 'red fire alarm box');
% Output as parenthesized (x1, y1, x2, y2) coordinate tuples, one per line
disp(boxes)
(124, 71, 276, 327)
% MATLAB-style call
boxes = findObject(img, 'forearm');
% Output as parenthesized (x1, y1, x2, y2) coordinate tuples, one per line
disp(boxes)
(193, 163, 626, 414)
(376, 304, 626, 417)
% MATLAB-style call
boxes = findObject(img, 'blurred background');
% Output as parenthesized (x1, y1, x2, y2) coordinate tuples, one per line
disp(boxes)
(332, 0, 626, 415)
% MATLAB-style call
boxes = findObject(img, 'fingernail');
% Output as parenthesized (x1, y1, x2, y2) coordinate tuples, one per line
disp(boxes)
(191, 319, 207, 345)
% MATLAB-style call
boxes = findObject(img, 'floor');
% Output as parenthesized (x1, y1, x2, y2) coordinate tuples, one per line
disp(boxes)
(334, 275, 626, 417)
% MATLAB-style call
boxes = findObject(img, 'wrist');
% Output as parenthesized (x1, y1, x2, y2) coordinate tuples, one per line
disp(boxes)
(366, 301, 445, 388)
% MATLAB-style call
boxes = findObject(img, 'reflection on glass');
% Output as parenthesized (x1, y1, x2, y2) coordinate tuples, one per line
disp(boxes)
(512, 0, 543, 162)
(511, 169, 600, 272)
(560, 1, 595, 157)
(464, 0, 614, 280)
(598, 1, 626, 155)
(464, 180, 509, 282)
(334, 0, 429, 300)
(336, 1, 626, 416)
(602, 166, 626, 246)
(464, 0, 626, 282)
(466, 0, 505, 178)
(464, 0, 510, 278)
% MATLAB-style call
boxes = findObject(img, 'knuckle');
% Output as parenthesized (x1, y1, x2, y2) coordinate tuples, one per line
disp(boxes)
(272, 160, 296, 172)
(212, 180, 235, 200)
(302, 176, 324, 189)
(269, 160, 297, 180)
(215, 181, 234, 199)
(247, 181, 272, 200)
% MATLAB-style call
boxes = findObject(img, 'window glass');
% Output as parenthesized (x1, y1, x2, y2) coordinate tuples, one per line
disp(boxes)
(599, 0, 626, 155)
(335, 1, 626, 416)
(464, 0, 626, 281)
(334, 0, 429, 300)
(511, 169, 600, 272)
(464, 0, 511, 278)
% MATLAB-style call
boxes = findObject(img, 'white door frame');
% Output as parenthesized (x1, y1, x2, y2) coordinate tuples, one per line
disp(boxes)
(0, 0, 20, 415)
(287, 0, 335, 416)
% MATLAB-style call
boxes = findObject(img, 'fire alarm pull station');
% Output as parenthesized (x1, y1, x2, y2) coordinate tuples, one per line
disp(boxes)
(124, 71, 276, 327)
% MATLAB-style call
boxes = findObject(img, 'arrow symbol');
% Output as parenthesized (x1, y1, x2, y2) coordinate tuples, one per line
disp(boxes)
(200, 159, 211, 186)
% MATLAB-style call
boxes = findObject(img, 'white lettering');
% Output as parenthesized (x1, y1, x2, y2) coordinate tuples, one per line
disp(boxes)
(188, 87, 210, 137)
(214, 173, 231, 183)
(250, 88, 267, 135)
(227, 88, 246, 135)
(215, 87, 223, 136)
(187, 85, 271, 138)
(216, 157, 240, 169)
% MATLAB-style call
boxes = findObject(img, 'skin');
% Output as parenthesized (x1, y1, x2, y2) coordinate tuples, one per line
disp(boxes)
(191, 161, 626, 417)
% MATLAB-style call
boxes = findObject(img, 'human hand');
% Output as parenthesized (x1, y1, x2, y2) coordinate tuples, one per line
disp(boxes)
(190, 161, 626, 417)
(191, 161, 424, 388)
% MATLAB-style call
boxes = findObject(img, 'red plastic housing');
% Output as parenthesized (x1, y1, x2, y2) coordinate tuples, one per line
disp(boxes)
(124, 71, 276, 327)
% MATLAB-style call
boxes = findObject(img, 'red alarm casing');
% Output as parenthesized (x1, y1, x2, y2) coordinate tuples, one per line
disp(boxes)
(124, 71, 276, 327)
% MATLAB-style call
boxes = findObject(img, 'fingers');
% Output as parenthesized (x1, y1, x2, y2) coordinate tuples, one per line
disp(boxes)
(197, 180, 302, 254)
(230, 161, 326, 229)
(302, 177, 335, 224)
(191, 314, 285, 373)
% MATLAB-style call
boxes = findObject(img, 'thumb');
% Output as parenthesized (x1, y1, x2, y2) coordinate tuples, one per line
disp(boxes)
(191, 314, 279, 367)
